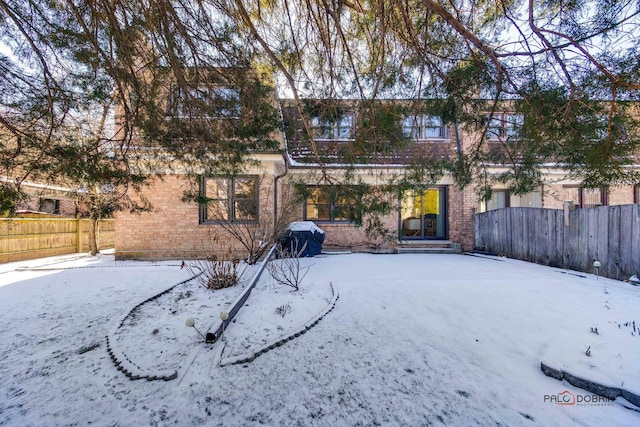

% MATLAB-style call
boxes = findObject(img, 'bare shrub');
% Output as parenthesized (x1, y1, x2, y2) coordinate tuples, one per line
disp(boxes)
(266, 240, 311, 292)
(201, 174, 302, 264)
(183, 234, 247, 290)
(275, 302, 292, 318)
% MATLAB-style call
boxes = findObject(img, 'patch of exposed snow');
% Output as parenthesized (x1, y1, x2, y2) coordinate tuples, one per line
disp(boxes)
(287, 221, 325, 234)
(0, 252, 639, 426)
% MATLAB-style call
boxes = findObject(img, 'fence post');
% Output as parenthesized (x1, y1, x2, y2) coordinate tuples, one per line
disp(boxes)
(76, 218, 82, 253)
(563, 201, 573, 226)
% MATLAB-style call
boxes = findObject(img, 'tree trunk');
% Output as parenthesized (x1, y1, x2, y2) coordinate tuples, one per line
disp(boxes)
(88, 217, 98, 256)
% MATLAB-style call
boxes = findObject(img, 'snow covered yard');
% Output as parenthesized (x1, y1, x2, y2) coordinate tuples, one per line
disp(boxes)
(0, 252, 639, 426)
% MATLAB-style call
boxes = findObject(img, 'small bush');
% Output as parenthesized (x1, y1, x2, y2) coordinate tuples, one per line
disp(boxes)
(183, 242, 247, 291)
(275, 302, 292, 318)
(201, 256, 245, 290)
(267, 240, 311, 292)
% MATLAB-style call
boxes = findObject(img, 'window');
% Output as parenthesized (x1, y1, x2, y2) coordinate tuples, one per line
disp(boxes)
(304, 187, 356, 222)
(635, 185, 640, 204)
(200, 176, 258, 222)
(486, 113, 523, 141)
(562, 185, 608, 208)
(402, 115, 449, 140)
(169, 85, 240, 119)
(504, 114, 523, 138)
(561, 185, 581, 209)
(311, 115, 354, 140)
(580, 188, 607, 208)
(486, 190, 510, 211)
(39, 198, 60, 215)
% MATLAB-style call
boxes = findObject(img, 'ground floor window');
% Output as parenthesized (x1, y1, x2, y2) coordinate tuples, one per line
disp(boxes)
(486, 190, 510, 211)
(39, 198, 60, 215)
(200, 176, 258, 223)
(561, 185, 608, 208)
(580, 187, 607, 208)
(399, 187, 447, 239)
(304, 186, 355, 222)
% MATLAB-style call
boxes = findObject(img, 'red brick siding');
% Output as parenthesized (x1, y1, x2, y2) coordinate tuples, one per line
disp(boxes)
(115, 175, 278, 260)
(543, 183, 636, 209)
(448, 185, 478, 251)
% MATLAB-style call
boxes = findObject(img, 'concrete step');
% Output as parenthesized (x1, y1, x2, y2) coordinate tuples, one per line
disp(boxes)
(396, 242, 462, 254)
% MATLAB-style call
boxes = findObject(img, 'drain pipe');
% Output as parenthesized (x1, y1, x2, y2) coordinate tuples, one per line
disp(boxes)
(274, 102, 290, 228)
(274, 155, 289, 229)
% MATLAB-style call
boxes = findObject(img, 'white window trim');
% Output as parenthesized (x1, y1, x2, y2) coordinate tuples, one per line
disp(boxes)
(403, 115, 450, 141)
(311, 115, 355, 141)
(486, 113, 523, 142)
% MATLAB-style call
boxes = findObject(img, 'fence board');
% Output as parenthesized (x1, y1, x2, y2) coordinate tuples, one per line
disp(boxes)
(596, 207, 609, 277)
(539, 211, 556, 265)
(565, 209, 579, 272)
(0, 218, 115, 264)
(537, 209, 550, 265)
(631, 205, 640, 277)
(619, 207, 633, 281)
(577, 209, 590, 273)
(513, 208, 525, 260)
(607, 206, 622, 280)
(474, 205, 638, 281)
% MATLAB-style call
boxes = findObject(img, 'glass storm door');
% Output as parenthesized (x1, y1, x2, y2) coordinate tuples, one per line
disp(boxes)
(400, 188, 447, 240)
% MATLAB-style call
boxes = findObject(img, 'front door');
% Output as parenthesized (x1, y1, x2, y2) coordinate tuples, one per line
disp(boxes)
(400, 188, 447, 240)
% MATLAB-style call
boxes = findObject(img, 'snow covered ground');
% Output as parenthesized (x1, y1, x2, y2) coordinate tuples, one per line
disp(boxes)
(0, 251, 639, 426)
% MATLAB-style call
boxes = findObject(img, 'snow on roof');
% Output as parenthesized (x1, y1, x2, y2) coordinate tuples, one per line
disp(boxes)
(287, 221, 325, 234)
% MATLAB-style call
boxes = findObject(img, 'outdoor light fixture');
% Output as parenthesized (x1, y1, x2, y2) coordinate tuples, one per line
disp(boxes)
(185, 317, 205, 340)
(593, 260, 601, 280)
(220, 312, 229, 341)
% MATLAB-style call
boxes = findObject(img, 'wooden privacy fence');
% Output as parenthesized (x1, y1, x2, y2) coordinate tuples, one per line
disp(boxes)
(0, 218, 115, 264)
(474, 205, 640, 281)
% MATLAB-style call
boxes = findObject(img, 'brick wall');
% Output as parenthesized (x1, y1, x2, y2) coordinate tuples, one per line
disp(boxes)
(16, 194, 77, 216)
(119, 174, 640, 259)
(286, 182, 478, 252)
(115, 175, 280, 260)
(608, 185, 634, 205)
(448, 185, 478, 251)
(543, 182, 636, 209)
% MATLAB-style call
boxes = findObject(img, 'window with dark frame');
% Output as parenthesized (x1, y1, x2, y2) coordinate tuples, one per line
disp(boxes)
(634, 184, 640, 204)
(563, 185, 609, 208)
(580, 187, 608, 208)
(200, 176, 258, 223)
(39, 198, 60, 215)
(304, 187, 356, 222)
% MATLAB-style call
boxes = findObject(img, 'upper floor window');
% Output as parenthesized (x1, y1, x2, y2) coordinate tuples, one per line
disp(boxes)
(402, 115, 449, 140)
(311, 115, 354, 140)
(304, 186, 356, 222)
(200, 176, 258, 223)
(486, 114, 523, 141)
(169, 85, 240, 119)
(588, 115, 629, 142)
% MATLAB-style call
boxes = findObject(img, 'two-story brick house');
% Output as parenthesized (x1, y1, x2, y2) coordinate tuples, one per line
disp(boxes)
(114, 87, 639, 260)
